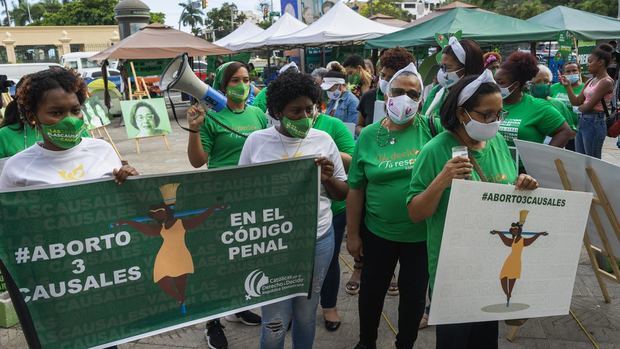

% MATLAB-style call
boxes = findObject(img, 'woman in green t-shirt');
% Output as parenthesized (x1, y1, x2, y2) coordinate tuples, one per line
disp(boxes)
(494, 52, 574, 159)
(186, 61, 266, 349)
(421, 37, 484, 119)
(407, 72, 538, 349)
(347, 63, 435, 349)
(187, 61, 268, 169)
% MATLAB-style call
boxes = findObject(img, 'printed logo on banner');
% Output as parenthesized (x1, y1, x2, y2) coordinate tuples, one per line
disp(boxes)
(245, 269, 269, 299)
(243, 269, 306, 300)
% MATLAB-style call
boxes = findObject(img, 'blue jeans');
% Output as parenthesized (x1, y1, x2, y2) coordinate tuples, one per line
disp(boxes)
(575, 112, 607, 159)
(320, 211, 347, 309)
(260, 227, 335, 349)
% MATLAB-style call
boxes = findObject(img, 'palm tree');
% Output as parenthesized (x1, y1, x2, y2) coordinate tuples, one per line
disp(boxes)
(1, 0, 10, 26)
(10, 0, 45, 25)
(178, 0, 204, 34)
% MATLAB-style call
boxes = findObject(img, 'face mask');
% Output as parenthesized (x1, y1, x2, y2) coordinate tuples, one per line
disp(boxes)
(281, 116, 313, 138)
(326, 89, 342, 100)
(437, 68, 462, 88)
(386, 95, 419, 125)
(379, 79, 389, 95)
(226, 83, 250, 104)
(566, 74, 580, 84)
(499, 82, 517, 99)
(39, 116, 85, 149)
(462, 110, 500, 142)
(530, 83, 551, 99)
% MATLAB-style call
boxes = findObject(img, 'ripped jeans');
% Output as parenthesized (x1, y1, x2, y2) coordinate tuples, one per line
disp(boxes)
(260, 226, 335, 349)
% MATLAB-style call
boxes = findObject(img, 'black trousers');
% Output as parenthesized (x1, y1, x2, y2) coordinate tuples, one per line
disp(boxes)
(436, 321, 499, 349)
(358, 226, 428, 349)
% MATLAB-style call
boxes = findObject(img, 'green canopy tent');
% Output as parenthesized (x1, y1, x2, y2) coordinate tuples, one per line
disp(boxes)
(528, 6, 620, 41)
(366, 8, 560, 49)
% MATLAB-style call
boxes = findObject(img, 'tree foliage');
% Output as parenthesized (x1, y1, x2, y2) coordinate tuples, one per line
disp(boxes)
(357, 0, 412, 21)
(466, 0, 618, 19)
(149, 11, 165, 25)
(35, 0, 118, 25)
(204, 2, 247, 39)
(178, 0, 203, 32)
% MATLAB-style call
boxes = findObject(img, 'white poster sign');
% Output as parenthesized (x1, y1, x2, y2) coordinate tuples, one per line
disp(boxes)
(429, 180, 592, 325)
(515, 139, 620, 257)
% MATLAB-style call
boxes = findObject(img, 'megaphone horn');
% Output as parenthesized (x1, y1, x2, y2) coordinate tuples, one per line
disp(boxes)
(160, 53, 227, 112)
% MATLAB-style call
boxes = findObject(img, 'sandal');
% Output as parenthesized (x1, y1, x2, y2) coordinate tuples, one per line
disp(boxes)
(346, 259, 362, 295)
(387, 274, 399, 296)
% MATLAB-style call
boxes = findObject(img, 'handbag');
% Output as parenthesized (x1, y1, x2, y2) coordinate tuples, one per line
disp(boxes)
(601, 98, 620, 137)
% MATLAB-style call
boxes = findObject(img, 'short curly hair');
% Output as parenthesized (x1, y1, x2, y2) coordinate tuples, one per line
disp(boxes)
(380, 47, 414, 71)
(266, 73, 320, 118)
(130, 101, 161, 130)
(499, 52, 539, 86)
(16, 67, 87, 121)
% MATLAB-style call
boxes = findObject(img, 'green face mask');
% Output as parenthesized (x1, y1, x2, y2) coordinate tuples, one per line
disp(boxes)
(226, 83, 250, 104)
(39, 116, 85, 149)
(531, 83, 551, 99)
(281, 116, 313, 139)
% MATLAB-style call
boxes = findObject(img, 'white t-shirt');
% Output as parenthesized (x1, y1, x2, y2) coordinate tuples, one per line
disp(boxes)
(0, 138, 122, 189)
(239, 127, 347, 239)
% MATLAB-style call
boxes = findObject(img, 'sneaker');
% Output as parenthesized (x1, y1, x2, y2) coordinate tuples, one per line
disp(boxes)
(224, 310, 261, 326)
(205, 319, 228, 349)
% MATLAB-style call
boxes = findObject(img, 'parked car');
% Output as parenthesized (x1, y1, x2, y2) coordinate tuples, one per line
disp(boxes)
(0, 63, 62, 95)
(192, 60, 208, 81)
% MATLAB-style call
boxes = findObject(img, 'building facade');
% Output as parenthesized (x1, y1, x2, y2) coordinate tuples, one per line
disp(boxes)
(398, 0, 447, 20)
(0, 25, 119, 64)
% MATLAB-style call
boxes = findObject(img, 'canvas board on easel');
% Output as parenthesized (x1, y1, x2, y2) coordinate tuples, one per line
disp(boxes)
(429, 180, 591, 325)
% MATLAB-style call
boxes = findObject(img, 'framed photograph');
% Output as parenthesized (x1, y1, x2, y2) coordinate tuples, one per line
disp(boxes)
(120, 98, 172, 139)
(81, 96, 111, 130)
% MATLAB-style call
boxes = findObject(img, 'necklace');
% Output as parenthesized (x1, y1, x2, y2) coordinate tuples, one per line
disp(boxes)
(277, 129, 305, 159)
(376, 118, 397, 147)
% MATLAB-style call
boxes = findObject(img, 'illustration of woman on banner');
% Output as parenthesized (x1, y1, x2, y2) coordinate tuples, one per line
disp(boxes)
(117, 183, 224, 315)
(490, 210, 548, 307)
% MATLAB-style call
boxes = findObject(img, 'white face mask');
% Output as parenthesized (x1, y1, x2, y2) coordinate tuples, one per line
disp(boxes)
(437, 68, 463, 88)
(462, 110, 500, 141)
(386, 95, 419, 125)
(566, 74, 580, 84)
(379, 79, 389, 95)
(499, 81, 518, 99)
(326, 88, 342, 100)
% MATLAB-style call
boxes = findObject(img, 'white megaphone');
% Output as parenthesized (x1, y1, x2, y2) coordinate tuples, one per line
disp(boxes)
(160, 53, 227, 112)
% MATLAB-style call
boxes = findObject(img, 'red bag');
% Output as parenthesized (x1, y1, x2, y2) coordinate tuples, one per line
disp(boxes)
(608, 114, 620, 137)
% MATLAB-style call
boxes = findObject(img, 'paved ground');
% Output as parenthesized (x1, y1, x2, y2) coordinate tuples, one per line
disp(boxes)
(1, 106, 619, 348)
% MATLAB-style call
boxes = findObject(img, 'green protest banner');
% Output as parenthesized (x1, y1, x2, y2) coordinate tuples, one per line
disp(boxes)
(557, 30, 574, 60)
(578, 41, 596, 73)
(0, 158, 319, 348)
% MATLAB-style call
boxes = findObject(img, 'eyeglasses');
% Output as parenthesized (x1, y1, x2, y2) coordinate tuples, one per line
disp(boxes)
(440, 64, 462, 73)
(469, 109, 508, 123)
(389, 88, 420, 101)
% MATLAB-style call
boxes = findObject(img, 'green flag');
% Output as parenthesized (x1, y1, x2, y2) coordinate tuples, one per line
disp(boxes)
(0, 158, 319, 349)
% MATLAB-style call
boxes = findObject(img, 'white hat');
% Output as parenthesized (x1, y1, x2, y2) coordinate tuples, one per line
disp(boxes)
(320, 77, 346, 90)
(279, 62, 299, 74)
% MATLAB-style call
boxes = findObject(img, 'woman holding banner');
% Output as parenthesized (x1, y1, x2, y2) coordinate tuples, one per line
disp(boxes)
(0, 68, 138, 349)
(238, 72, 348, 349)
(186, 61, 265, 349)
(347, 63, 433, 349)
(421, 38, 484, 119)
(406, 71, 539, 349)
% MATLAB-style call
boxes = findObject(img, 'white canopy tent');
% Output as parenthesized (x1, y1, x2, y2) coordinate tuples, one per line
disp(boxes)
(266, 1, 401, 47)
(228, 13, 307, 51)
(214, 21, 264, 50)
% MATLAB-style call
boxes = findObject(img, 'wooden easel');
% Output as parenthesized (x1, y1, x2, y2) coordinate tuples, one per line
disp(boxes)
(85, 91, 122, 160)
(125, 69, 170, 154)
(506, 159, 620, 342)
(1, 92, 12, 107)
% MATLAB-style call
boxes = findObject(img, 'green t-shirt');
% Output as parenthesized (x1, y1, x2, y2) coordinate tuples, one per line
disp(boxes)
(421, 85, 446, 118)
(252, 87, 268, 113)
(313, 113, 355, 215)
(548, 98, 577, 131)
(349, 116, 437, 243)
(0, 125, 42, 158)
(200, 106, 267, 169)
(500, 93, 566, 147)
(407, 131, 517, 288)
(550, 82, 584, 131)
